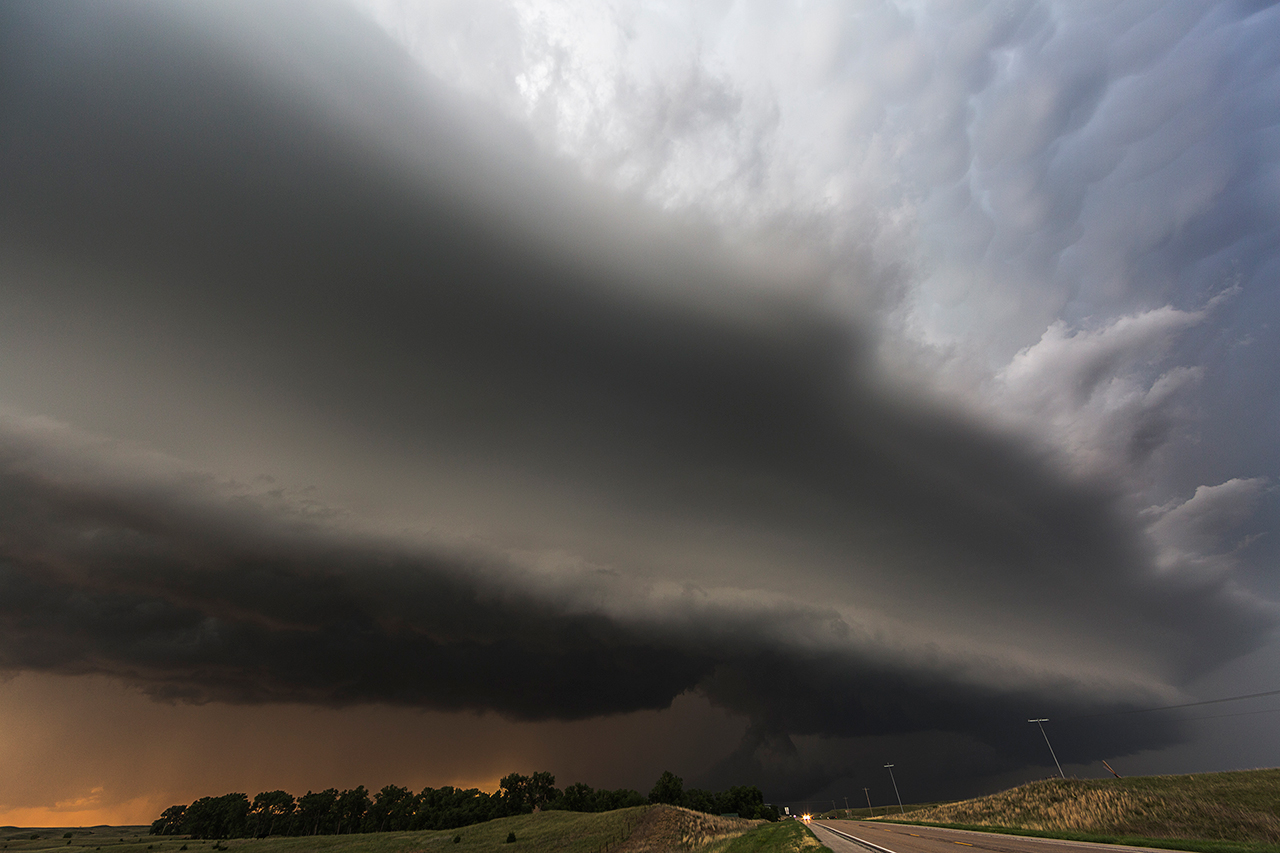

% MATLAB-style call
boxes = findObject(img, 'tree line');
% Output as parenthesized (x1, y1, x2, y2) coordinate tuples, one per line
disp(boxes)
(149, 770, 778, 839)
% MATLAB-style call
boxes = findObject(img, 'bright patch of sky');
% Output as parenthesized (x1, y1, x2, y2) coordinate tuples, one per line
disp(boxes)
(357, 0, 1280, 582)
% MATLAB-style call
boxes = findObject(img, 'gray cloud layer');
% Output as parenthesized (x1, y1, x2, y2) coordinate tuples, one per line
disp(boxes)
(0, 419, 1218, 794)
(1, 0, 1275, 799)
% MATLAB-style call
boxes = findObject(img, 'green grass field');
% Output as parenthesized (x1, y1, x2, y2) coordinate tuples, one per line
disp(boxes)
(0, 807, 829, 853)
(717, 820, 827, 852)
(1, 809, 643, 853)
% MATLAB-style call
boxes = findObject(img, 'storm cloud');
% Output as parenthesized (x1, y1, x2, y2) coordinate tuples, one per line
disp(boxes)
(0, 412, 1229, 791)
(1, 0, 1278, 807)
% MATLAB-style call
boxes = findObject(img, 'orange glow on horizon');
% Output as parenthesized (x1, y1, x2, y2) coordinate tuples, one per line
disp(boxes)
(0, 776, 514, 830)
(0, 673, 744, 832)
(0, 795, 165, 829)
(441, 775, 504, 796)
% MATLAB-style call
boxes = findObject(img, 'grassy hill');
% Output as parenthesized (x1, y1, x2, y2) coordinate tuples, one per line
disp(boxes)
(883, 768, 1280, 851)
(0, 806, 826, 853)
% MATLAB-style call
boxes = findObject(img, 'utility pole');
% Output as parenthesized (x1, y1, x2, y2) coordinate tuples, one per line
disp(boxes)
(844, 796, 850, 816)
(1029, 718, 1065, 778)
(884, 764, 904, 814)
(864, 787, 874, 817)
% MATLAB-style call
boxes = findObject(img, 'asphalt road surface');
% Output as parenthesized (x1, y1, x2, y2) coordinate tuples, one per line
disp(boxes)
(808, 822, 1192, 853)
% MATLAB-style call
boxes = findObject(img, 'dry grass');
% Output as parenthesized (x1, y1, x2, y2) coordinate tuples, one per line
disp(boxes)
(900, 768, 1280, 845)
(612, 805, 760, 853)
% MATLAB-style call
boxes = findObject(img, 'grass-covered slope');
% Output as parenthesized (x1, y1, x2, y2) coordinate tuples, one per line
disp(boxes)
(614, 804, 759, 852)
(899, 769, 1280, 845)
(3, 809, 646, 853)
(613, 806, 826, 852)
(0, 806, 817, 853)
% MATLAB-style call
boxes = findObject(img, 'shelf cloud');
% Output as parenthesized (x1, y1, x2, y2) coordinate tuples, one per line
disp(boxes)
(1, 0, 1277, 809)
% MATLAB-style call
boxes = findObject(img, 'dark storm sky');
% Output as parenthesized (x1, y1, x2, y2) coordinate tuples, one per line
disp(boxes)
(1, 0, 1278, 822)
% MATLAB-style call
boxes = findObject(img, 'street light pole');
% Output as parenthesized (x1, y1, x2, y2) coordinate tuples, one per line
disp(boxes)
(1028, 718, 1065, 778)
(884, 764, 904, 814)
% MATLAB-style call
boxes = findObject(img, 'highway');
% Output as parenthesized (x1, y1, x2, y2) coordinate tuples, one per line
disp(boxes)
(808, 821, 1191, 853)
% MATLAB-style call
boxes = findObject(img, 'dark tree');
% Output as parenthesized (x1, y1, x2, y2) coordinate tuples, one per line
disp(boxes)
(648, 771, 683, 806)
(559, 782, 594, 812)
(148, 768, 770, 838)
(335, 786, 370, 834)
(681, 788, 715, 814)
(498, 773, 530, 815)
(149, 805, 186, 836)
(414, 786, 496, 830)
(248, 790, 295, 838)
(367, 785, 415, 832)
(183, 794, 249, 839)
(713, 785, 765, 818)
(527, 772, 558, 811)
(592, 788, 646, 811)
(294, 789, 339, 836)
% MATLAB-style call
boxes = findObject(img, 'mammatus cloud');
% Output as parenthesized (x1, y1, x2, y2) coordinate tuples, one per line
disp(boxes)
(357, 0, 1280, 488)
(1, 0, 1278, 803)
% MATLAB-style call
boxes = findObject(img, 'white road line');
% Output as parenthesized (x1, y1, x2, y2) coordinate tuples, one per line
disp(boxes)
(818, 822, 901, 853)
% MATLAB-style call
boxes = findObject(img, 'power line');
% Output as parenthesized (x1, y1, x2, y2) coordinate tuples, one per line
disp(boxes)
(1181, 706, 1280, 723)
(1069, 688, 1280, 719)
